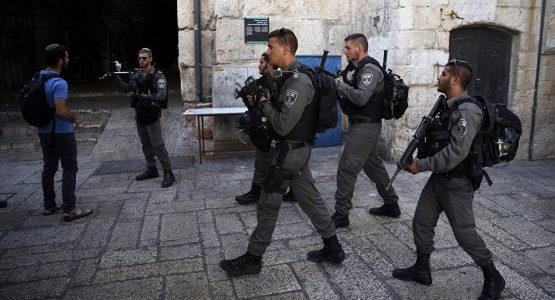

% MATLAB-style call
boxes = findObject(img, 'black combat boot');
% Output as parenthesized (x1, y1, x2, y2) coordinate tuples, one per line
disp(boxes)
(235, 184, 261, 205)
(392, 252, 432, 286)
(331, 212, 350, 228)
(136, 167, 159, 181)
(479, 263, 505, 300)
(282, 190, 296, 202)
(369, 203, 401, 218)
(220, 252, 262, 276)
(161, 169, 175, 188)
(307, 235, 346, 263)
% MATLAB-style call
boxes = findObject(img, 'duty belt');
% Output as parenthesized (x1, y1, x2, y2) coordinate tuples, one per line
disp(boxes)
(276, 141, 306, 150)
(438, 171, 467, 179)
(349, 117, 380, 124)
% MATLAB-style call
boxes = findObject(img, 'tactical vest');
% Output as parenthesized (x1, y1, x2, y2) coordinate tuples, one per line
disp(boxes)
(276, 70, 316, 143)
(339, 56, 384, 119)
(417, 97, 479, 177)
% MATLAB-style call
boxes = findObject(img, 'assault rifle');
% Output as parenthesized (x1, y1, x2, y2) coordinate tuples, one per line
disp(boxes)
(315, 50, 358, 79)
(386, 95, 446, 190)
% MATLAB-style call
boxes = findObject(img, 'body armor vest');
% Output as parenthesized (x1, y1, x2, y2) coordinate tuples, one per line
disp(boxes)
(339, 56, 384, 119)
(275, 70, 316, 143)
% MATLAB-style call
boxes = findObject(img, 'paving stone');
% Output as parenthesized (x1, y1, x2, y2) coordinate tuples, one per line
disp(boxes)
(358, 246, 396, 278)
(79, 217, 116, 248)
(0, 277, 70, 300)
(149, 189, 177, 203)
(69, 258, 99, 287)
(107, 221, 141, 249)
(20, 213, 65, 228)
(99, 247, 157, 268)
(367, 234, 415, 268)
(0, 247, 102, 269)
(323, 255, 393, 299)
(200, 220, 221, 248)
(383, 221, 416, 250)
(166, 272, 211, 300)
(146, 199, 204, 215)
(0, 224, 85, 249)
(291, 261, 340, 300)
(523, 247, 554, 275)
(119, 198, 148, 221)
(197, 210, 214, 224)
(233, 264, 301, 298)
(206, 263, 230, 282)
(265, 222, 315, 241)
(263, 246, 316, 266)
(76, 186, 129, 197)
(209, 280, 237, 299)
(91, 200, 125, 219)
(498, 262, 553, 299)
(476, 218, 531, 251)
(0, 261, 74, 285)
(139, 215, 160, 247)
(160, 212, 198, 243)
(0, 210, 31, 231)
(493, 216, 555, 248)
(342, 207, 389, 235)
(534, 275, 555, 295)
(94, 258, 203, 283)
(480, 233, 544, 278)
(79, 192, 148, 204)
(220, 233, 250, 259)
(65, 277, 163, 300)
(203, 247, 225, 265)
(160, 243, 202, 261)
(0, 242, 76, 258)
(215, 212, 245, 235)
(431, 247, 474, 269)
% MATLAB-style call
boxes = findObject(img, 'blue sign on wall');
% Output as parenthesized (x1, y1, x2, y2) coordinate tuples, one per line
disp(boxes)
(297, 54, 343, 147)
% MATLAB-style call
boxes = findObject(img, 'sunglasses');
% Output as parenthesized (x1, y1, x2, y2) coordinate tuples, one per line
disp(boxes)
(138, 56, 149, 61)
(448, 59, 470, 77)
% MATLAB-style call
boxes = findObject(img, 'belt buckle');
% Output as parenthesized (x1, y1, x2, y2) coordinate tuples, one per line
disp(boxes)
(271, 140, 277, 148)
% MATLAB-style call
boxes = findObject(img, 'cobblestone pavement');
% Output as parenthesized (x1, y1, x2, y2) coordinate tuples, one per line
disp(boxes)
(0, 104, 553, 299)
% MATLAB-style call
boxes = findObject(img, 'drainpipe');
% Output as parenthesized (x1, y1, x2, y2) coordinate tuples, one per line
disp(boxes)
(194, 0, 203, 103)
(529, 0, 547, 160)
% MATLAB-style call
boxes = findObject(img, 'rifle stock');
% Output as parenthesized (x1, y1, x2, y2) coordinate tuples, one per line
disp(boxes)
(386, 94, 446, 190)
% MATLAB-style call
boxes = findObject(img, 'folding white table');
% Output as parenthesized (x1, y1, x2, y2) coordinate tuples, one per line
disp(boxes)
(183, 107, 248, 164)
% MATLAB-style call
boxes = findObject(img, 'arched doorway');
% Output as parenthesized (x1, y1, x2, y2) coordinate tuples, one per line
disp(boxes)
(449, 27, 513, 105)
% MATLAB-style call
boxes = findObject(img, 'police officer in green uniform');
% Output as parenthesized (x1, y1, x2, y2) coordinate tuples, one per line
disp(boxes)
(393, 60, 505, 300)
(220, 28, 345, 276)
(235, 53, 296, 205)
(332, 33, 400, 228)
(116, 48, 175, 188)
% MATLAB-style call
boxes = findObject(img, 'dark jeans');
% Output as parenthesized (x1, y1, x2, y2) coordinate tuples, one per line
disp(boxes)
(39, 133, 78, 213)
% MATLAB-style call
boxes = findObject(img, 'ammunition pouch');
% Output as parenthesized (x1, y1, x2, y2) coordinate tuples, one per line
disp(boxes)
(263, 165, 296, 194)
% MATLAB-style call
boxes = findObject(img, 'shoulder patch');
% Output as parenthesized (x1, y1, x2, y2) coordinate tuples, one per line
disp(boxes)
(284, 89, 298, 108)
(157, 78, 166, 89)
(361, 72, 374, 86)
(456, 117, 468, 138)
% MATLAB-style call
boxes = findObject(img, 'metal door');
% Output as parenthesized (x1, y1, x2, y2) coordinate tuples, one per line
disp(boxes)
(449, 27, 513, 104)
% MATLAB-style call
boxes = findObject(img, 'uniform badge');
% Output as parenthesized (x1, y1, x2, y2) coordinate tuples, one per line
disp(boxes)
(361, 73, 374, 86)
(456, 118, 468, 138)
(157, 79, 166, 89)
(284, 89, 298, 108)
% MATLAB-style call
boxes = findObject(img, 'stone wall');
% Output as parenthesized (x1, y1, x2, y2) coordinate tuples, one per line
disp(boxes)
(177, 0, 554, 160)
